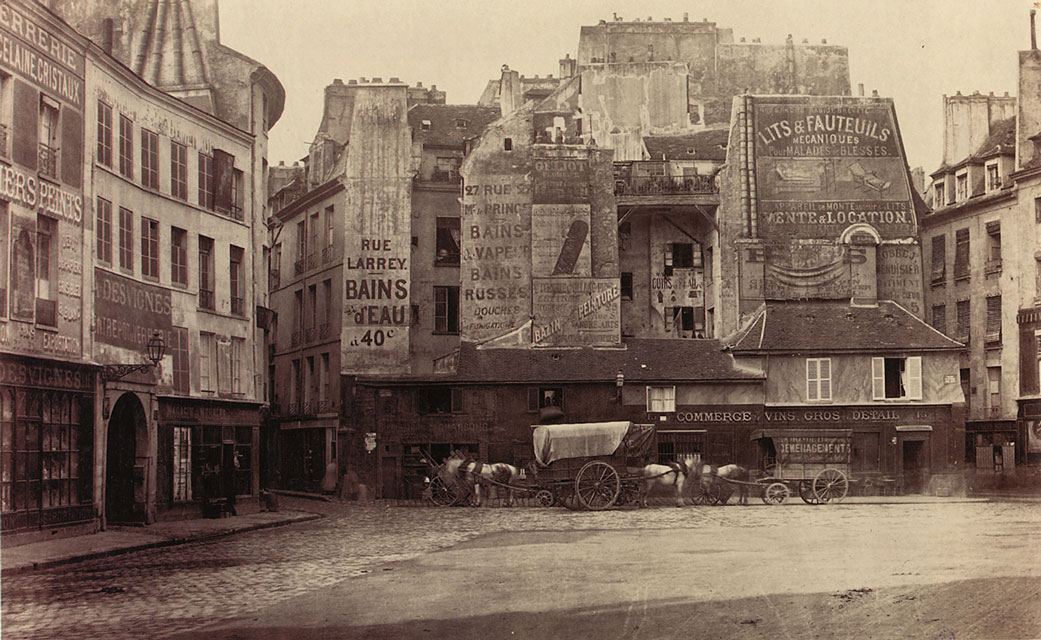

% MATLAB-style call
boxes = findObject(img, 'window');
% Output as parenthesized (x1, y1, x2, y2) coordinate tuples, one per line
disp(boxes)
(455, 119, 468, 129)
(230, 245, 244, 315)
(308, 284, 317, 333)
(199, 332, 216, 391)
(291, 359, 302, 407)
(934, 181, 944, 207)
(171, 227, 188, 286)
(930, 235, 946, 284)
(231, 337, 245, 395)
(320, 353, 331, 405)
(434, 156, 461, 181)
(35, 216, 57, 326)
(118, 207, 133, 271)
(504, 137, 513, 151)
(231, 168, 244, 218)
(621, 272, 633, 301)
(871, 356, 923, 400)
(324, 205, 335, 248)
(985, 295, 1001, 341)
(293, 289, 303, 337)
(173, 426, 192, 502)
(664, 242, 695, 276)
(986, 221, 1001, 272)
(217, 336, 233, 395)
(528, 387, 563, 412)
(954, 228, 969, 279)
(118, 114, 133, 179)
(986, 162, 1000, 192)
(1036, 197, 1041, 224)
(988, 366, 1001, 412)
(956, 299, 970, 340)
(198, 236, 214, 310)
(297, 220, 307, 263)
(1036, 258, 1041, 302)
(305, 356, 315, 404)
(271, 243, 282, 288)
(39, 97, 59, 178)
(171, 326, 189, 394)
(955, 171, 968, 201)
(171, 142, 188, 199)
(322, 279, 333, 334)
(806, 358, 832, 402)
(97, 101, 113, 167)
(96, 198, 112, 264)
(434, 286, 459, 334)
(420, 120, 431, 131)
(141, 217, 159, 279)
(309, 212, 319, 259)
(646, 386, 676, 412)
(140, 129, 158, 189)
(418, 387, 463, 414)
(198, 152, 214, 209)
(435, 217, 460, 265)
(665, 306, 695, 335)
(931, 304, 946, 335)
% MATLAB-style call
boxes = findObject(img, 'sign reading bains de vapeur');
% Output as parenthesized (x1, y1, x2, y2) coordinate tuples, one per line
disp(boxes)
(754, 100, 915, 240)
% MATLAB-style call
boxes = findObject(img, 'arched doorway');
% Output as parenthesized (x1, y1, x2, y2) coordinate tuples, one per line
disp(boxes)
(106, 393, 146, 524)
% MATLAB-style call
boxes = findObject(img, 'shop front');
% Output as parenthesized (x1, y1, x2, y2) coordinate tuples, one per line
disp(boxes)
(278, 420, 336, 493)
(156, 397, 261, 519)
(0, 355, 98, 543)
(1019, 398, 1041, 467)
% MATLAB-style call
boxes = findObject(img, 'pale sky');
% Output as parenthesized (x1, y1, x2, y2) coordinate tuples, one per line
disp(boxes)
(220, 0, 1028, 173)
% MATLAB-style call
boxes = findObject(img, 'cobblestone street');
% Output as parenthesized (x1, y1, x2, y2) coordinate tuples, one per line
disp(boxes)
(2, 498, 1039, 640)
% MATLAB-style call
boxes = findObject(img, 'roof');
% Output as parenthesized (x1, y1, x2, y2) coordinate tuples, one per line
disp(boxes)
(643, 129, 730, 161)
(730, 301, 964, 353)
(932, 117, 1015, 175)
(408, 104, 501, 148)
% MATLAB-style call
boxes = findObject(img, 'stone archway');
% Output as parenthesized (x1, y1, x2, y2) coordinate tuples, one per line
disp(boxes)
(106, 392, 147, 524)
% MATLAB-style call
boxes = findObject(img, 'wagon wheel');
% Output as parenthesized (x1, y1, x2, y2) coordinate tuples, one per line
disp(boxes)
(426, 475, 460, 506)
(799, 481, 820, 505)
(561, 490, 582, 511)
(575, 461, 621, 510)
(761, 482, 790, 505)
(534, 489, 556, 508)
(617, 482, 641, 507)
(813, 469, 849, 504)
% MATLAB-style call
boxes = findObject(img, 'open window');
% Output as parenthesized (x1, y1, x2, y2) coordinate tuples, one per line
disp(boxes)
(871, 356, 922, 400)
(418, 387, 463, 414)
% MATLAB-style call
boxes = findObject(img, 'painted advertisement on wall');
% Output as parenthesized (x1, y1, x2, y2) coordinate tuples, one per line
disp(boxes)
(94, 268, 172, 355)
(531, 278, 620, 346)
(876, 243, 924, 317)
(649, 221, 704, 337)
(460, 175, 532, 342)
(754, 101, 915, 241)
(341, 86, 412, 374)
(531, 204, 591, 277)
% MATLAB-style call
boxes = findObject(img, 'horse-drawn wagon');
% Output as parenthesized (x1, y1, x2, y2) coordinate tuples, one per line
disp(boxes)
(750, 428, 852, 505)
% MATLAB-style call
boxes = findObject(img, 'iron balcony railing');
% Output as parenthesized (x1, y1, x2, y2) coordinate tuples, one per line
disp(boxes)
(294, 258, 306, 277)
(39, 143, 58, 179)
(286, 403, 299, 416)
(614, 173, 719, 196)
(290, 330, 302, 347)
(305, 326, 316, 343)
(199, 288, 215, 310)
(319, 322, 332, 340)
(322, 245, 335, 265)
(316, 400, 332, 414)
(307, 253, 318, 270)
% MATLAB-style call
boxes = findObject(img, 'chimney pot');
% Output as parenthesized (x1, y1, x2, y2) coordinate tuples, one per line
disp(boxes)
(802, 38, 809, 44)
(822, 38, 827, 44)
(740, 37, 746, 42)
(333, 78, 343, 85)
(279, 160, 285, 166)
(348, 79, 357, 85)
(1033, 9, 1038, 50)
(599, 19, 606, 26)
(683, 12, 689, 21)
(360, 77, 368, 83)
(390, 77, 400, 83)
(372, 77, 383, 83)
(956, 90, 962, 95)
(872, 89, 879, 97)
(431, 84, 437, 90)
(858, 83, 865, 96)
(648, 16, 652, 21)
(1005, 91, 1010, 97)
(416, 81, 423, 87)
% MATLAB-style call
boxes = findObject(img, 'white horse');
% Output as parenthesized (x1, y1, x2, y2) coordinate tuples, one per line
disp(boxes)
(440, 455, 524, 507)
(690, 463, 755, 505)
(637, 455, 697, 507)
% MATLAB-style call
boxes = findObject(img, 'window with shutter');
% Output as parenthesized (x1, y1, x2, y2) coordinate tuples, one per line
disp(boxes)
(954, 229, 969, 279)
(807, 359, 819, 401)
(819, 358, 832, 400)
(956, 300, 970, 340)
(905, 356, 923, 400)
(931, 304, 946, 334)
(985, 296, 1001, 341)
(930, 236, 946, 284)
(871, 357, 885, 400)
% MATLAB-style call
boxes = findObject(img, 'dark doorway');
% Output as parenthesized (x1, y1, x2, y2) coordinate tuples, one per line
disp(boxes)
(381, 456, 398, 499)
(106, 393, 146, 523)
(902, 440, 926, 494)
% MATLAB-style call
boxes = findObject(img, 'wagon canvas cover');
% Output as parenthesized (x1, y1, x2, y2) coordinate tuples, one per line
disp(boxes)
(533, 421, 648, 466)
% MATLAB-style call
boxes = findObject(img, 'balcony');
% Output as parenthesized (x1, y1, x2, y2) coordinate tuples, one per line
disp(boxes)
(307, 253, 318, 270)
(231, 295, 244, 316)
(613, 163, 719, 207)
(294, 258, 306, 277)
(0, 123, 8, 160)
(286, 403, 299, 416)
(39, 143, 58, 179)
(269, 269, 280, 290)
(305, 326, 316, 343)
(290, 330, 302, 347)
(199, 288, 214, 310)
(427, 168, 462, 184)
(322, 245, 335, 265)
(319, 322, 332, 340)
(316, 400, 332, 414)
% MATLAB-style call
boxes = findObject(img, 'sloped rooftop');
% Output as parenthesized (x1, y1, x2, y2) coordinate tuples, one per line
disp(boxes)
(409, 104, 501, 148)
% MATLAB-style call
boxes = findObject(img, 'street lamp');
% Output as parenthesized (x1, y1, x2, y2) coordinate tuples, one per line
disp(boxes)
(101, 332, 166, 383)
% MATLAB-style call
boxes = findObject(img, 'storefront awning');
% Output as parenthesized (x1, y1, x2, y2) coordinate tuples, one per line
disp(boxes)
(750, 428, 852, 441)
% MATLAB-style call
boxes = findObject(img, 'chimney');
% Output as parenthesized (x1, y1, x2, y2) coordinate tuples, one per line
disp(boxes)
(683, 12, 689, 21)
(1018, 15, 1041, 169)
(499, 65, 522, 117)
(101, 18, 114, 54)
(1032, 10, 1037, 50)
(858, 83, 864, 96)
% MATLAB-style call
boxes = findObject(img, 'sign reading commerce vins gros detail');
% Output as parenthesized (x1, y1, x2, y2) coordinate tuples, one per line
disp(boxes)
(460, 175, 532, 342)
(753, 100, 915, 240)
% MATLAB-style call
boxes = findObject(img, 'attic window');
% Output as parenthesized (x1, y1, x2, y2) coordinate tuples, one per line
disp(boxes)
(421, 120, 431, 131)
(686, 148, 695, 155)
(455, 119, 468, 129)
(504, 138, 513, 151)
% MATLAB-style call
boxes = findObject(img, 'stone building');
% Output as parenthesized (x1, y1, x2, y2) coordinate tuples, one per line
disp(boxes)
(921, 16, 1041, 470)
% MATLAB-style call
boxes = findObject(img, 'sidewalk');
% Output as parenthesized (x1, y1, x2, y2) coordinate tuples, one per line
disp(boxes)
(1, 509, 321, 576)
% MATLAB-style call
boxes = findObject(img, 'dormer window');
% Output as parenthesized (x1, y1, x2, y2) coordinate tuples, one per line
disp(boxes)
(421, 120, 431, 131)
(986, 161, 1000, 192)
(934, 181, 945, 207)
(955, 170, 968, 202)
(455, 119, 468, 129)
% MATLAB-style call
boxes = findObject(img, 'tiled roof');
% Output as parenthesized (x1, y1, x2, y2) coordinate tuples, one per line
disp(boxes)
(408, 104, 501, 148)
(974, 117, 1016, 160)
(730, 301, 964, 353)
(643, 129, 729, 161)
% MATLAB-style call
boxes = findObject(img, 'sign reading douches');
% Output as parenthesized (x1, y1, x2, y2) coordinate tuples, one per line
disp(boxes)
(94, 268, 172, 351)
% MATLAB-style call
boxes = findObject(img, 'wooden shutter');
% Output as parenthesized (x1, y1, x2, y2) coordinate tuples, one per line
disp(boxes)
(527, 387, 539, 412)
(905, 356, 923, 399)
(12, 81, 38, 170)
(217, 336, 232, 394)
(871, 358, 885, 400)
(819, 358, 831, 400)
(213, 148, 235, 212)
(806, 359, 819, 401)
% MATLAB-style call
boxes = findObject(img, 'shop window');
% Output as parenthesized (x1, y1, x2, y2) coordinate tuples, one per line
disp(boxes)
(418, 387, 463, 414)
(141, 217, 159, 280)
(171, 141, 188, 200)
(528, 387, 562, 412)
(171, 326, 189, 394)
(35, 216, 57, 327)
(872, 356, 922, 400)
(198, 236, 214, 310)
(985, 295, 1001, 342)
(199, 332, 216, 392)
(956, 299, 970, 341)
(171, 227, 188, 286)
(930, 304, 946, 335)
(435, 217, 460, 265)
(806, 358, 832, 402)
(97, 100, 113, 167)
(621, 272, 633, 301)
(118, 114, 133, 179)
(140, 129, 159, 189)
(930, 235, 946, 285)
(851, 432, 880, 471)
(954, 228, 969, 280)
(173, 426, 192, 502)
(198, 152, 214, 210)
(118, 207, 134, 272)
(434, 286, 459, 334)
(646, 386, 676, 413)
